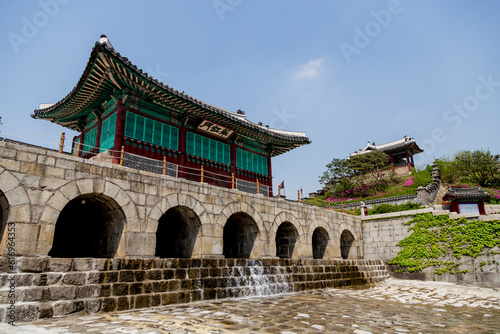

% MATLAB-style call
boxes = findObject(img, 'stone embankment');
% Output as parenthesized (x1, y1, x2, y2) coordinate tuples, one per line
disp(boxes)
(0, 257, 388, 323)
(363, 206, 500, 287)
(2, 278, 499, 333)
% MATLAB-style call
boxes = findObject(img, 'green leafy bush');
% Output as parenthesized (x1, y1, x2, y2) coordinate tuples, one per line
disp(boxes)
(368, 202, 421, 215)
(389, 214, 500, 274)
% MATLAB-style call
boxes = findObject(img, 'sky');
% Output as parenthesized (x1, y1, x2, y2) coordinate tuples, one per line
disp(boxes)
(1, 0, 499, 197)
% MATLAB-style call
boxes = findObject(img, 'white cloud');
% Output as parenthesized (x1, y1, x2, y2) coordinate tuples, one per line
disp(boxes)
(293, 58, 324, 80)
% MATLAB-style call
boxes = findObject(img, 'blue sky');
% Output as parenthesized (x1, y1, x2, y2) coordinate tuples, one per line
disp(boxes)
(1, 0, 499, 197)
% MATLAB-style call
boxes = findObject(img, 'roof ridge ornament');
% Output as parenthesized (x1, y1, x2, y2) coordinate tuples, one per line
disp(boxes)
(99, 34, 114, 51)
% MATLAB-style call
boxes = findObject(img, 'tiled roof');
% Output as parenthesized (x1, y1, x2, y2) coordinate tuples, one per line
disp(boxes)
(350, 136, 423, 156)
(32, 36, 310, 156)
(443, 187, 490, 201)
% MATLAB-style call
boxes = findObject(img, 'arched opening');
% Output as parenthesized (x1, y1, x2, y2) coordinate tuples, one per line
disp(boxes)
(49, 194, 125, 258)
(223, 212, 258, 258)
(155, 205, 201, 258)
(312, 227, 329, 259)
(0, 190, 9, 254)
(341, 230, 355, 259)
(275, 222, 298, 258)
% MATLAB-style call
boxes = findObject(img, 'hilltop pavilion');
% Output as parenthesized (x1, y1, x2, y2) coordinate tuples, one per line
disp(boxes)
(32, 35, 311, 197)
(350, 136, 423, 174)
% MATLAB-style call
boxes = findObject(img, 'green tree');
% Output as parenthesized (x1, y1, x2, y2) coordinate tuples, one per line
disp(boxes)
(347, 150, 391, 181)
(319, 158, 353, 190)
(454, 149, 499, 187)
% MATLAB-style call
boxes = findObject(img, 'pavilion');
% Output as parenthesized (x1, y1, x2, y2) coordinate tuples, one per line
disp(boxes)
(32, 35, 311, 196)
(350, 136, 423, 174)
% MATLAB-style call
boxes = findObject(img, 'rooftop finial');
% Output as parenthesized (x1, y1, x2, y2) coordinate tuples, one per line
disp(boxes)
(99, 35, 114, 50)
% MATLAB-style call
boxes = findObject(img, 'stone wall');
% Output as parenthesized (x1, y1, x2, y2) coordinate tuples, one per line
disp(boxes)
(0, 257, 388, 323)
(0, 140, 363, 260)
(362, 207, 500, 287)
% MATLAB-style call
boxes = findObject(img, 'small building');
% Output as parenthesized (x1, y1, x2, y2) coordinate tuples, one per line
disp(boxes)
(443, 187, 490, 215)
(32, 35, 311, 196)
(350, 135, 423, 174)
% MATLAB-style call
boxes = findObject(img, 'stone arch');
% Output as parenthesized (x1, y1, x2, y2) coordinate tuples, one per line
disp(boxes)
(275, 222, 298, 258)
(0, 168, 30, 254)
(147, 193, 210, 233)
(0, 190, 9, 254)
(340, 229, 355, 259)
(271, 212, 303, 259)
(217, 201, 267, 258)
(336, 219, 363, 259)
(37, 179, 138, 256)
(155, 205, 201, 258)
(312, 227, 330, 259)
(49, 193, 126, 258)
(223, 212, 259, 258)
(147, 193, 210, 258)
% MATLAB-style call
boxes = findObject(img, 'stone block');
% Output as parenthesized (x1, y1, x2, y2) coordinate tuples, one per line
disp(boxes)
(130, 283, 142, 295)
(63, 273, 86, 285)
(86, 299, 101, 313)
(162, 292, 178, 305)
(20, 287, 43, 302)
(117, 296, 131, 311)
(103, 271, 118, 283)
(55, 158, 77, 170)
(112, 283, 129, 296)
(134, 294, 151, 309)
(37, 155, 55, 166)
(46, 258, 72, 272)
(134, 270, 147, 282)
(14, 303, 39, 322)
(77, 285, 99, 299)
(94, 259, 110, 271)
(49, 286, 76, 300)
(38, 303, 54, 319)
(0, 157, 20, 171)
(168, 280, 180, 291)
(99, 285, 111, 297)
(73, 258, 94, 271)
(125, 233, 155, 257)
(14, 274, 33, 287)
(53, 300, 84, 317)
(101, 297, 117, 312)
(119, 270, 135, 282)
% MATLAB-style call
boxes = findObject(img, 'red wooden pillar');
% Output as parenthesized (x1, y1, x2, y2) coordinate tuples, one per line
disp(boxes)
(112, 98, 126, 164)
(390, 155, 395, 171)
(95, 118, 102, 155)
(178, 125, 187, 179)
(479, 200, 486, 215)
(267, 153, 273, 197)
(406, 150, 411, 171)
(80, 130, 87, 157)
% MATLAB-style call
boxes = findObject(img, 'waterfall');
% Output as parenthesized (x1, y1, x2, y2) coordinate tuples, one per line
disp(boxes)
(226, 260, 294, 297)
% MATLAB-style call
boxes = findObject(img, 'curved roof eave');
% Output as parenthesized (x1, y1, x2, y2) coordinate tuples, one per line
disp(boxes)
(33, 38, 311, 148)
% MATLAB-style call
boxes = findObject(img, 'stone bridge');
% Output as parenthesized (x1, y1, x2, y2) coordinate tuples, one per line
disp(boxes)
(0, 140, 363, 261)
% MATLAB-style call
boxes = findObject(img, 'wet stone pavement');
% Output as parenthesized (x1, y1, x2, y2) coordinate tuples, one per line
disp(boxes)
(3, 278, 500, 333)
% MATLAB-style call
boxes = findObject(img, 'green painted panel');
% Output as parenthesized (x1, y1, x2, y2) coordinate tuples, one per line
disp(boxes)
(83, 126, 97, 153)
(186, 132, 230, 165)
(124, 111, 178, 150)
(100, 112, 116, 153)
(236, 148, 268, 175)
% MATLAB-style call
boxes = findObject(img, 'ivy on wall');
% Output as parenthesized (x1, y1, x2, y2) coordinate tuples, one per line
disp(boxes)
(389, 213, 500, 274)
